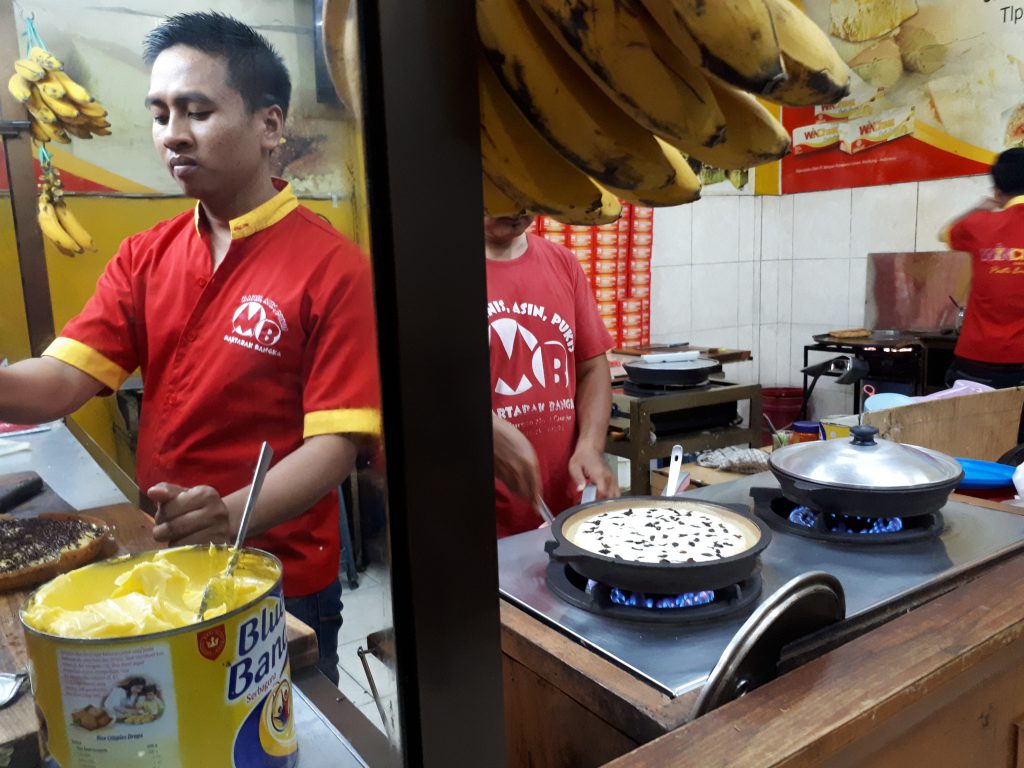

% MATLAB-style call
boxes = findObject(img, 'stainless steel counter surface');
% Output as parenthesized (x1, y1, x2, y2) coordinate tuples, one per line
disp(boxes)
(0, 421, 127, 509)
(498, 473, 1024, 698)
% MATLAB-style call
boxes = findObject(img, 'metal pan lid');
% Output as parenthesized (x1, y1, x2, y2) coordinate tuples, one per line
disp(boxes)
(769, 425, 963, 490)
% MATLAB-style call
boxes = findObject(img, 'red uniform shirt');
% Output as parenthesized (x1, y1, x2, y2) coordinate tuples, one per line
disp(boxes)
(44, 181, 381, 596)
(487, 234, 613, 537)
(949, 197, 1024, 364)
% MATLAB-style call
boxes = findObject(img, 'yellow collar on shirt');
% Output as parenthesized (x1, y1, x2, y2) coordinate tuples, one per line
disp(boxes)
(193, 179, 299, 240)
(1004, 196, 1024, 210)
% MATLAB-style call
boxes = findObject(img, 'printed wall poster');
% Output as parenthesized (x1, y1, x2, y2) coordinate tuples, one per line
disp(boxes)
(780, 0, 1019, 193)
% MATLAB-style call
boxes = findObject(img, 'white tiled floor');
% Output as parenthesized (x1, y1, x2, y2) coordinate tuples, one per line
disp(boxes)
(335, 560, 396, 735)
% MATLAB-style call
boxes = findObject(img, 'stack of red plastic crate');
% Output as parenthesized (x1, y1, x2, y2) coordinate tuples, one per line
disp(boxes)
(530, 204, 652, 349)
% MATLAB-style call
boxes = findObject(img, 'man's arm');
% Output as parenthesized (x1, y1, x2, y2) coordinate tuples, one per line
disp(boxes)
(149, 433, 358, 546)
(940, 195, 1004, 246)
(0, 357, 105, 423)
(492, 413, 542, 503)
(568, 354, 619, 499)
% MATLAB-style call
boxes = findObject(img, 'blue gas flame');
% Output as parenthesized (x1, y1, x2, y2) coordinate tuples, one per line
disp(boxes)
(789, 506, 904, 534)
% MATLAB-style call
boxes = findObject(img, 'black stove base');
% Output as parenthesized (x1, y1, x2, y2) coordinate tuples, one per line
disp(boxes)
(751, 487, 944, 545)
(545, 560, 763, 625)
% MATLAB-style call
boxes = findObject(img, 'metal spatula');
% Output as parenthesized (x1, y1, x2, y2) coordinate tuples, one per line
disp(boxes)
(196, 441, 273, 621)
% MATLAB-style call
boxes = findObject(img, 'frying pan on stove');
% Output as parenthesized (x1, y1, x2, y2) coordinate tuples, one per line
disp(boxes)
(544, 496, 771, 594)
(623, 358, 722, 387)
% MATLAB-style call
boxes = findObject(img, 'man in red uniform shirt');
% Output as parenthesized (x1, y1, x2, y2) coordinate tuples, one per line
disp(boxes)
(0, 13, 380, 684)
(943, 148, 1024, 388)
(485, 215, 619, 537)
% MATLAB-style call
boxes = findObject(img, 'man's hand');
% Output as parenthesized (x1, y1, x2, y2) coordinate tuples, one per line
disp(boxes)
(568, 444, 619, 500)
(149, 483, 234, 546)
(493, 414, 542, 503)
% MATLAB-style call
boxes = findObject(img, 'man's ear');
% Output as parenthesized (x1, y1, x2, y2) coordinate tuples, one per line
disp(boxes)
(261, 105, 285, 151)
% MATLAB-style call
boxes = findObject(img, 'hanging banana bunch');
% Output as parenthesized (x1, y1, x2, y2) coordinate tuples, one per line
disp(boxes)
(35, 145, 97, 257)
(8, 18, 106, 255)
(476, 0, 850, 223)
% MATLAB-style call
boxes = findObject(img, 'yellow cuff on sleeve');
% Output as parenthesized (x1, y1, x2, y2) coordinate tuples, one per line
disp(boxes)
(304, 408, 382, 438)
(42, 337, 130, 393)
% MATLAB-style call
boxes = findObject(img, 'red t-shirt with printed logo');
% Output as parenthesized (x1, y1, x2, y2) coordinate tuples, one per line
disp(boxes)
(44, 181, 381, 597)
(949, 199, 1024, 363)
(487, 234, 613, 538)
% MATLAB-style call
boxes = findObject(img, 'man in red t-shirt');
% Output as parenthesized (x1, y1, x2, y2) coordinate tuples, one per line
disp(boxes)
(0, 13, 380, 684)
(485, 215, 619, 537)
(943, 148, 1024, 388)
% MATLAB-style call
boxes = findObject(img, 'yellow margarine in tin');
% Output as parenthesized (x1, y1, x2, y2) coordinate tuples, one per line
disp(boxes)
(21, 545, 298, 767)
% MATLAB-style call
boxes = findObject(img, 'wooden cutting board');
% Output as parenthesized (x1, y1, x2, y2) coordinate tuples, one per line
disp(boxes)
(0, 503, 319, 766)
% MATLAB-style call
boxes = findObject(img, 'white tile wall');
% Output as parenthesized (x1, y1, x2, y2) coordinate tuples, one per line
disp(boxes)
(790, 259, 854, 326)
(650, 265, 692, 342)
(652, 204, 692, 266)
(848, 258, 868, 326)
(850, 182, 918, 258)
(691, 196, 742, 264)
(760, 195, 793, 261)
(738, 196, 760, 262)
(792, 188, 852, 260)
(691, 262, 741, 329)
(649, 172, 990, 406)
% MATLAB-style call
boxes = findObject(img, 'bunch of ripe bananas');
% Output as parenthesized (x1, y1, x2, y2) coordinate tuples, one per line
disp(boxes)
(479, 0, 850, 224)
(8, 47, 111, 145)
(36, 159, 96, 257)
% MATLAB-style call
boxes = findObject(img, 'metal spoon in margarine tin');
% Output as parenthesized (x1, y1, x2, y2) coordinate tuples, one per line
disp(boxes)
(196, 441, 274, 621)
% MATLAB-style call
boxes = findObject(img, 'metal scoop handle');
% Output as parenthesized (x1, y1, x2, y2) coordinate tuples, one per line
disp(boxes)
(196, 441, 273, 620)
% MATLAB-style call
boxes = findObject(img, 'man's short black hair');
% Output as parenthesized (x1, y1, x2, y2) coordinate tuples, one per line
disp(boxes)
(992, 148, 1024, 197)
(143, 12, 291, 120)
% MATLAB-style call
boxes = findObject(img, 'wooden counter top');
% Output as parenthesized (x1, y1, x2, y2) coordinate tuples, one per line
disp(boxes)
(0, 502, 318, 766)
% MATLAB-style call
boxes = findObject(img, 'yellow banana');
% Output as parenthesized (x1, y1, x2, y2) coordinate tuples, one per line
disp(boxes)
(479, 56, 621, 225)
(51, 70, 93, 104)
(89, 126, 112, 136)
(526, 0, 725, 149)
(604, 137, 701, 207)
(76, 100, 107, 118)
(760, 0, 850, 106)
(26, 91, 58, 125)
(62, 123, 93, 139)
(37, 88, 80, 120)
(7, 73, 33, 103)
(678, 78, 790, 170)
(36, 77, 66, 100)
(482, 173, 528, 218)
(54, 200, 97, 252)
(29, 120, 50, 143)
(14, 58, 46, 82)
(640, 0, 786, 95)
(33, 119, 71, 144)
(478, 0, 675, 193)
(37, 197, 83, 255)
(29, 46, 63, 71)
(86, 117, 110, 129)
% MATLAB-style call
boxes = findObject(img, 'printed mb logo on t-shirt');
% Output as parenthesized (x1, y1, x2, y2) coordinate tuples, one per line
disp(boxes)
(224, 295, 289, 358)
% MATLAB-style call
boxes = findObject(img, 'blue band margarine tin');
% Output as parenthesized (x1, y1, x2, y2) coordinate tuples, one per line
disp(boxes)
(21, 545, 298, 767)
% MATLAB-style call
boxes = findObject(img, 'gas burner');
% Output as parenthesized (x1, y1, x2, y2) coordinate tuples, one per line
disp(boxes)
(751, 487, 943, 544)
(545, 560, 762, 624)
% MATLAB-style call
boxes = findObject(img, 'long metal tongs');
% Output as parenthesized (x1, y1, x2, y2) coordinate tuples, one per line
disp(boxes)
(196, 441, 274, 620)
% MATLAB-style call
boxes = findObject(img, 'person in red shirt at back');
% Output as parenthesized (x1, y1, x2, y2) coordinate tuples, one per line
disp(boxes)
(943, 148, 1024, 388)
(0, 12, 381, 684)
(485, 215, 620, 537)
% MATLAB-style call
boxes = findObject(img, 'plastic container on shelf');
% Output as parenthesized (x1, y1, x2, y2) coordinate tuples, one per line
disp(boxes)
(792, 420, 822, 442)
(762, 386, 804, 447)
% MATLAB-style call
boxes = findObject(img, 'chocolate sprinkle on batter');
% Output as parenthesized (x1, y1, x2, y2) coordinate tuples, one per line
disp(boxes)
(0, 518, 102, 572)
